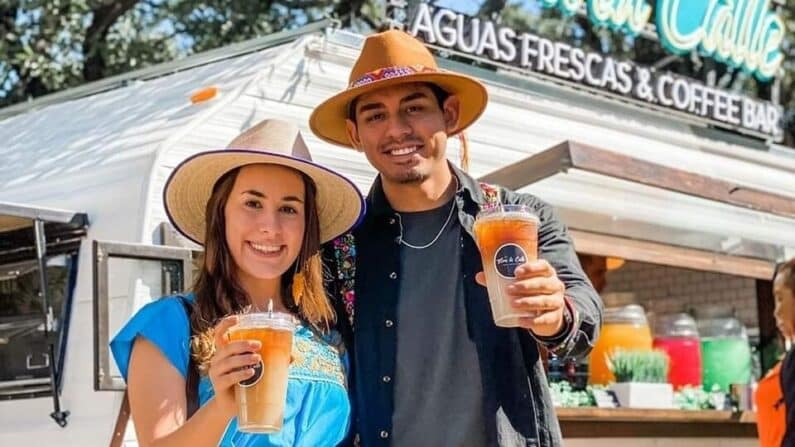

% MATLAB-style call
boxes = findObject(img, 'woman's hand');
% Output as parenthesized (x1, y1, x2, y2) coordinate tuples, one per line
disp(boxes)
(207, 316, 261, 418)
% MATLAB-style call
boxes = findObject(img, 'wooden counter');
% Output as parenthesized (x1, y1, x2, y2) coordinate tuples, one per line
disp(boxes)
(557, 407, 758, 438)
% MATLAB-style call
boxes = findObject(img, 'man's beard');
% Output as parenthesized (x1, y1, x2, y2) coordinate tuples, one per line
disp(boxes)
(391, 168, 428, 184)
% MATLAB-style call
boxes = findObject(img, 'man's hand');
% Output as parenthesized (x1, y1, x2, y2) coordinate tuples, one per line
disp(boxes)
(476, 259, 567, 337)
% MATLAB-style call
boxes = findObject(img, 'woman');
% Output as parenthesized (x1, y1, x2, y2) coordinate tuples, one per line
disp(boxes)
(776, 258, 795, 447)
(110, 119, 364, 447)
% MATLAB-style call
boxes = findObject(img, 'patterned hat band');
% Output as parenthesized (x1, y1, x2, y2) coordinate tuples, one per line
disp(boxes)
(349, 65, 440, 88)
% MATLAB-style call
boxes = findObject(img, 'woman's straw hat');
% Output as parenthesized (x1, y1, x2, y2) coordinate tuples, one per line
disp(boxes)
(309, 30, 488, 148)
(164, 118, 364, 244)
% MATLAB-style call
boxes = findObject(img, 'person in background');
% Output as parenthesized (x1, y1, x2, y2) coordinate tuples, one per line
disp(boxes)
(775, 259, 795, 446)
(756, 258, 795, 447)
(578, 254, 607, 294)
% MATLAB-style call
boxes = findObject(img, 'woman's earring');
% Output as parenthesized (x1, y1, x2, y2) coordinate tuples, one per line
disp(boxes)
(292, 270, 306, 305)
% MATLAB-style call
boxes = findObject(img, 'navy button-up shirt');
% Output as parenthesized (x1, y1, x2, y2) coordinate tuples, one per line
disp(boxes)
(324, 165, 602, 447)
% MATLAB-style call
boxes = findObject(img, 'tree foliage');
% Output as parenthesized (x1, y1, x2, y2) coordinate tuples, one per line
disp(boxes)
(0, 0, 381, 107)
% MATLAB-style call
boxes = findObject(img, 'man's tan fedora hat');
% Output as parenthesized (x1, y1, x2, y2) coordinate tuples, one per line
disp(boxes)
(309, 29, 488, 148)
(164, 118, 365, 245)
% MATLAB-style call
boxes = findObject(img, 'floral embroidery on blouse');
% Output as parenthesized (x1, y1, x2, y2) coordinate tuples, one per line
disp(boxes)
(332, 233, 356, 329)
(289, 325, 346, 388)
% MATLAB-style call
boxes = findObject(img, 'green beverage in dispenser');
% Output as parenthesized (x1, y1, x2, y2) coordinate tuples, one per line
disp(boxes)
(698, 314, 752, 393)
(700, 337, 751, 392)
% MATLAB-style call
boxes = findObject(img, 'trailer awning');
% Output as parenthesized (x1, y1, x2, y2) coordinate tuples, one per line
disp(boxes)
(479, 141, 795, 279)
(0, 202, 89, 264)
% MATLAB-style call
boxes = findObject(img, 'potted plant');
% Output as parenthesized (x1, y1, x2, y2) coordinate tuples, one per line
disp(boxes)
(607, 349, 673, 409)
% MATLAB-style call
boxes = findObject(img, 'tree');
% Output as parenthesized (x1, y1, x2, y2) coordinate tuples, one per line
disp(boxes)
(0, 0, 382, 108)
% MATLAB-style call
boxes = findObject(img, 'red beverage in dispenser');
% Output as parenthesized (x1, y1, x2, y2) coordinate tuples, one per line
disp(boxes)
(653, 336, 702, 389)
(652, 313, 702, 389)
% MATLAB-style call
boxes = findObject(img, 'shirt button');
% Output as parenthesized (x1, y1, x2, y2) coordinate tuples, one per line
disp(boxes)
(382, 375, 391, 383)
(389, 218, 396, 225)
(389, 272, 397, 279)
(380, 430, 389, 439)
(384, 319, 394, 328)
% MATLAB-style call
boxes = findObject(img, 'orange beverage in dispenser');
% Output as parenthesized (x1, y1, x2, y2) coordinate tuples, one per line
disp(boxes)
(588, 306, 653, 385)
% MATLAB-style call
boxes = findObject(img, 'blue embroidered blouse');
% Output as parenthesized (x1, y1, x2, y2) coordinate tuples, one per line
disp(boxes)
(110, 294, 351, 447)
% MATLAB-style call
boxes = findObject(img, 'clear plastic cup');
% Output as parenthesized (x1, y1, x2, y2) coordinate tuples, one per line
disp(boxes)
(473, 204, 539, 327)
(228, 312, 295, 433)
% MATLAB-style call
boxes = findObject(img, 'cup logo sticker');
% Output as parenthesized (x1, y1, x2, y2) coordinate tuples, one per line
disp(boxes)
(239, 361, 263, 387)
(494, 244, 527, 279)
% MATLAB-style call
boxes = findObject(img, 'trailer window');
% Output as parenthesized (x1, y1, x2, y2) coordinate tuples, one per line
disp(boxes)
(0, 253, 78, 400)
(93, 241, 193, 391)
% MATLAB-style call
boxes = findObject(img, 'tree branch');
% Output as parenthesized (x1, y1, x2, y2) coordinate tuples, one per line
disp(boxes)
(0, 3, 17, 34)
(477, 0, 507, 18)
(1, 2, 55, 99)
(332, 0, 366, 27)
(82, 0, 140, 81)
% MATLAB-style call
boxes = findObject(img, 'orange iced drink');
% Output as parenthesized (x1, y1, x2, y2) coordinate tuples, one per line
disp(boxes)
(228, 312, 294, 433)
(473, 205, 539, 327)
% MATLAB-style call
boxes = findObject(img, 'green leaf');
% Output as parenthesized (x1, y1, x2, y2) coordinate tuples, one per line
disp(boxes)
(607, 349, 669, 383)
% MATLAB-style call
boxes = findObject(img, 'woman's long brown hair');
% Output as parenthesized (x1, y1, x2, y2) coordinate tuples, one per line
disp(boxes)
(189, 166, 334, 371)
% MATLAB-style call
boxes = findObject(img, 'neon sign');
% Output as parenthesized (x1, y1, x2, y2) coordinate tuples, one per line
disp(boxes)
(588, 0, 652, 35)
(536, 0, 784, 81)
(655, 0, 784, 80)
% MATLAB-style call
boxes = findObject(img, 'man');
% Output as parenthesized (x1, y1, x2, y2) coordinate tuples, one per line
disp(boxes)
(311, 30, 602, 447)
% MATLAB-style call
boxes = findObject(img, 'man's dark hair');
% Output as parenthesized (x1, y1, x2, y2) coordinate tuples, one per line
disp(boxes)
(347, 82, 450, 122)
(776, 258, 795, 291)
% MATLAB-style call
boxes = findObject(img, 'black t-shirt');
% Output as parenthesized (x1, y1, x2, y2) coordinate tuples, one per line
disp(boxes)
(391, 199, 488, 447)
